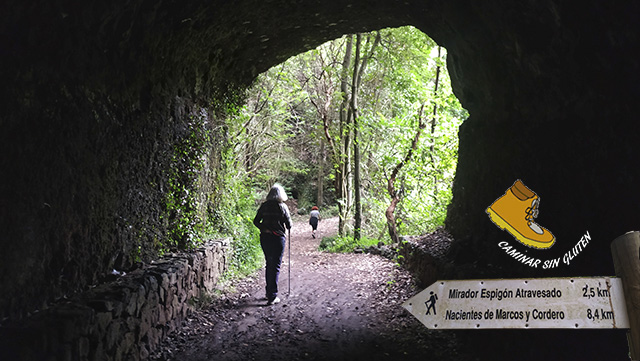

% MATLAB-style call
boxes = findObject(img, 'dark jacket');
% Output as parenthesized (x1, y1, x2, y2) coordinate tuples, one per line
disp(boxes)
(253, 200, 292, 237)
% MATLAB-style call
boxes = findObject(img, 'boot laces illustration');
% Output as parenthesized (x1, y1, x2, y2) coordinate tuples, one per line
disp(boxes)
(525, 199, 544, 234)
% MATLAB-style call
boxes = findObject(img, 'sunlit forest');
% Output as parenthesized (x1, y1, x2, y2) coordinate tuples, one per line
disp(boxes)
(206, 26, 468, 270)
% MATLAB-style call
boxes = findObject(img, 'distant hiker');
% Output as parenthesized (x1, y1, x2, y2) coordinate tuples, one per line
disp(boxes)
(309, 206, 320, 238)
(253, 184, 292, 305)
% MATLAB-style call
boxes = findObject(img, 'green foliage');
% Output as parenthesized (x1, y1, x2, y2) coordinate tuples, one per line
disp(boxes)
(162, 111, 213, 252)
(230, 63, 312, 191)
(358, 26, 467, 237)
(209, 141, 262, 278)
(318, 235, 381, 253)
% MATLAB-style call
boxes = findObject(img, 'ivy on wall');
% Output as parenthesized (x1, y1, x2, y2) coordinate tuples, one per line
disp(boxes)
(155, 102, 262, 277)
(163, 110, 212, 251)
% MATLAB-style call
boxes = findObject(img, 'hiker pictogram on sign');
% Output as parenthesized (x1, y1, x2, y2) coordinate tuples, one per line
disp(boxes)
(425, 291, 438, 315)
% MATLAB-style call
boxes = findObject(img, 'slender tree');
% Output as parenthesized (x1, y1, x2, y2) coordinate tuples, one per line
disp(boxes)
(385, 104, 427, 244)
(352, 32, 381, 241)
(336, 35, 353, 236)
(429, 46, 442, 195)
(317, 141, 325, 206)
(352, 34, 363, 241)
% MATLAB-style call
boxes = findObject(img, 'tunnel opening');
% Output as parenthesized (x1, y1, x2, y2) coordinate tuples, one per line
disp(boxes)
(233, 26, 467, 250)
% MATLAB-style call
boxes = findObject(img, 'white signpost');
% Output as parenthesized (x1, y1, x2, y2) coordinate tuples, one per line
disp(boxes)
(402, 277, 630, 329)
(400, 232, 640, 360)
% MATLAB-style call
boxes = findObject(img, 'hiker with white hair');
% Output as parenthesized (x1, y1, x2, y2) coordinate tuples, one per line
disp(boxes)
(253, 183, 292, 305)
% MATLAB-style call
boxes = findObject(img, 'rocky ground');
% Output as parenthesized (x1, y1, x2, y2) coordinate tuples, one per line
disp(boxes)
(150, 217, 471, 361)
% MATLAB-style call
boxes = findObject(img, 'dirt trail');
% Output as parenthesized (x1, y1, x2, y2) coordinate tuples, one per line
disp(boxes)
(151, 217, 464, 361)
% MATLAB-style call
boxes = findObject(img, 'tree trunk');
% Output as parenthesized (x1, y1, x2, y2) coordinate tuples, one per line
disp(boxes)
(429, 47, 441, 156)
(386, 196, 401, 244)
(353, 34, 363, 241)
(430, 46, 442, 194)
(317, 141, 324, 206)
(337, 35, 353, 236)
(352, 32, 380, 241)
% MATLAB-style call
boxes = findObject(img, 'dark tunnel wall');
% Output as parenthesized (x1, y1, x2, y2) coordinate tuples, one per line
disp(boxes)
(0, 0, 427, 320)
(442, 2, 640, 279)
(1, 0, 639, 337)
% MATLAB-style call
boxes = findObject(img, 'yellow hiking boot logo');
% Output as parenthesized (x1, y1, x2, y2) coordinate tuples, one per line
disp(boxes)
(486, 180, 556, 249)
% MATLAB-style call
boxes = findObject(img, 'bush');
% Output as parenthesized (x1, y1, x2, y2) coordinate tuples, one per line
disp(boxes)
(318, 235, 382, 253)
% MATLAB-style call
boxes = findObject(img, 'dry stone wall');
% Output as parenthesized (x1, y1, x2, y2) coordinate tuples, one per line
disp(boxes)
(0, 239, 229, 361)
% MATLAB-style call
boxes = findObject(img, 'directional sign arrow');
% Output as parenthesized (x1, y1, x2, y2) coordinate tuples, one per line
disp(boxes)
(402, 277, 629, 329)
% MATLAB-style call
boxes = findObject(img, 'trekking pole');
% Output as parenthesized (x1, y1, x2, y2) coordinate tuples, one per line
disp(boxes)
(288, 228, 291, 296)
